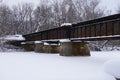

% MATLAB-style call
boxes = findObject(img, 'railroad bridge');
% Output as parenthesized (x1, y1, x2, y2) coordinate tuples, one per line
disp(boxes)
(22, 13, 120, 56)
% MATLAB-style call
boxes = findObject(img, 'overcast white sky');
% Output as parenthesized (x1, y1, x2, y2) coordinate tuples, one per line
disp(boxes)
(2, 0, 120, 14)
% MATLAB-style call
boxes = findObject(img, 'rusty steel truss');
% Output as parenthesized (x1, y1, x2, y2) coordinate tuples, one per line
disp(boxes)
(23, 13, 120, 41)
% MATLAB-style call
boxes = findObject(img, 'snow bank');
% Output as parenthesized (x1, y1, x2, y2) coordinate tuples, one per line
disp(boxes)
(61, 23, 72, 27)
(4, 35, 25, 41)
(0, 51, 119, 80)
(21, 42, 26, 44)
(104, 59, 120, 78)
(44, 42, 58, 45)
(34, 41, 42, 44)
(59, 39, 71, 42)
(44, 42, 49, 45)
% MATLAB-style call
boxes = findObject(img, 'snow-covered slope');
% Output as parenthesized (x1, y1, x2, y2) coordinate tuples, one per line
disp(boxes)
(104, 59, 120, 79)
(0, 51, 119, 80)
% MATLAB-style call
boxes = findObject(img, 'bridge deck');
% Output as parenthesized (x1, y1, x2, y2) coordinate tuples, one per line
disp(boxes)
(23, 13, 120, 41)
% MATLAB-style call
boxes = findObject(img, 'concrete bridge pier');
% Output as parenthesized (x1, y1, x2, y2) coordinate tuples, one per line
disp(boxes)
(35, 41, 59, 53)
(59, 41, 90, 56)
(35, 41, 44, 53)
(43, 43, 59, 53)
(21, 42, 35, 51)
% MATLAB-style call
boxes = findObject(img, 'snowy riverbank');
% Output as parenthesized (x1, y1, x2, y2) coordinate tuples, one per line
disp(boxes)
(0, 51, 120, 80)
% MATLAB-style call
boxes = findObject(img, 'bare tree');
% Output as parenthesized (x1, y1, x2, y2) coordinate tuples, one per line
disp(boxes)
(76, 0, 105, 20)
(52, 0, 104, 23)
(0, 4, 12, 36)
(0, 0, 106, 36)
(51, 0, 62, 27)
(34, 0, 53, 31)
(11, 3, 34, 34)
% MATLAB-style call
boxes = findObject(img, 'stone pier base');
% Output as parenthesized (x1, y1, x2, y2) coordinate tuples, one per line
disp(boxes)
(59, 42, 90, 56)
(35, 43, 44, 53)
(43, 45, 59, 53)
(35, 43, 59, 53)
(21, 44, 35, 51)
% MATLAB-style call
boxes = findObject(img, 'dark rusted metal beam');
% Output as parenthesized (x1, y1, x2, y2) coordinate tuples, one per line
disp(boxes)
(23, 13, 120, 42)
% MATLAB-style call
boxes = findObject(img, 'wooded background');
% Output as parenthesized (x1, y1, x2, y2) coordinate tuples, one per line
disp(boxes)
(0, 0, 113, 36)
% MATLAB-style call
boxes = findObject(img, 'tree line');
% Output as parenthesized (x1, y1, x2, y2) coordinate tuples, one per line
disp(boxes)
(0, 0, 117, 36)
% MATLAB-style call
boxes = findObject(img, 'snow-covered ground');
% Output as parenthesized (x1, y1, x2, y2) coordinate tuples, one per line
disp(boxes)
(0, 51, 120, 80)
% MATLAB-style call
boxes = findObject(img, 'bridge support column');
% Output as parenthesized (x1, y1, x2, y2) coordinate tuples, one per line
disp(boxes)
(21, 42, 35, 51)
(35, 41, 59, 53)
(35, 41, 44, 53)
(59, 42, 90, 56)
(43, 44, 59, 53)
